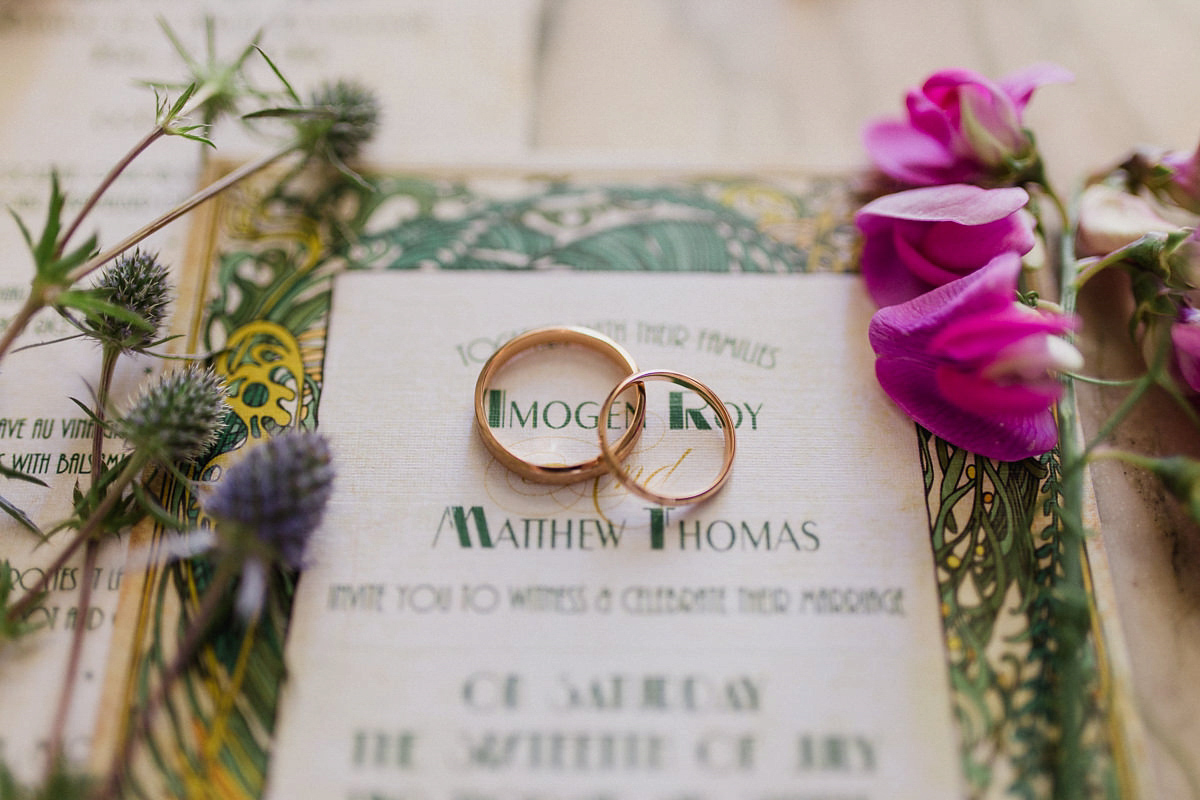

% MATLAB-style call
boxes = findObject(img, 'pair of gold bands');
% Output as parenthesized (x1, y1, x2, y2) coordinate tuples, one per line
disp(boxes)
(472, 326, 735, 506)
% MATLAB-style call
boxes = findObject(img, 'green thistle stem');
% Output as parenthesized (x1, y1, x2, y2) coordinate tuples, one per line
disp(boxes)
(44, 346, 120, 775)
(4, 454, 146, 624)
(0, 141, 298, 368)
(57, 127, 167, 258)
(64, 143, 299, 286)
(92, 555, 240, 800)
(0, 294, 46, 364)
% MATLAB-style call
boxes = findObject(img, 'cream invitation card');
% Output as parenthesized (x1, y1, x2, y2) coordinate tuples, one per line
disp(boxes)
(265, 270, 961, 799)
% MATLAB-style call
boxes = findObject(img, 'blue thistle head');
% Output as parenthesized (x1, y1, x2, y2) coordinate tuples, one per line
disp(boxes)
(294, 79, 380, 163)
(204, 431, 334, 571)
(115, 366, 228, 464)
(87, 249, 172, 353)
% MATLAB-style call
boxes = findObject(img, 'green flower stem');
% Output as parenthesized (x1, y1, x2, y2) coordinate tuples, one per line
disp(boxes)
(1086, 448, 1160, 471)
(0, 142, 297, 369)
(64, 143, 299, 287)
(1055, 192, 1091, 800)
(1047, 187, 1070, 232)
(1063, 371, 1146, 388)
(44, 346, 120, 775)
(57, 127, 167, 258)
(1077, 373, 1156, 466)
(0, 294, 46, 364)
(1073, 239, 1150, 292)
(3, 454, 147, 624)
(1076, 328, 1185, 468)
(92, 554, 240, 800)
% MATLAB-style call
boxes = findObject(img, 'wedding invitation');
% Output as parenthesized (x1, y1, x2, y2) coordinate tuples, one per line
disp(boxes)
(90, 168, 1138, 798)
(265, 271, 961, 798)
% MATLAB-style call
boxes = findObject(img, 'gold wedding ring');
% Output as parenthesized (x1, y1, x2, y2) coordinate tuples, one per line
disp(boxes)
(473, 326, 647, 484)
(597, 369, 736, 506)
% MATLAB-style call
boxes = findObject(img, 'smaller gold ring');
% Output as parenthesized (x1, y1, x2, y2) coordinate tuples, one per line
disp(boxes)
(597, 369, 736, 506)
(474, 326, 647, 484)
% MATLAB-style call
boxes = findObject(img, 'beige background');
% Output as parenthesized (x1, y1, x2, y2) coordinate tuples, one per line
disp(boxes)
(0, 0, 1197, 795)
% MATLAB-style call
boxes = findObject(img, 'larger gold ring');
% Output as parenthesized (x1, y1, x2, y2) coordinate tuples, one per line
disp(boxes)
(474, 326, 647, 484)
(597, 369, 736, 506)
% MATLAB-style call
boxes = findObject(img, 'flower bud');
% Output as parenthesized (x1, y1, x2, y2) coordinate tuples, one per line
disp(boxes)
(1171, 307, 1200, 392)
(115, 366, 228, 464)
(295, 79, 380, 163)
(1156, 144, 1200, 215)
(1144, 455, 1200, 523)
(204, 431, 334, 571)
(862, 64, 1071, 187)
(87, 249, 171, 353)
(1076, 183, 1177, 258)
(1163, 229, 1200, 290)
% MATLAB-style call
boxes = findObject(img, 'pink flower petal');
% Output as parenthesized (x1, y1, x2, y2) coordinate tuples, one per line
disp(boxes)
(862, 119, 959, 185)
(868, 254, 1069, 460)
(860, 233, 936, 308)
(869, 253, 1021, 357)
(921, 68, 996, 107)
(931, 303, 1075, 364)
(935, 366, 1062, 417)
(905, 88, 958, 144)
(876, 357, 1059, 461)
(958, 85, 1025, 162)
(857, 190, 1031, 307)
(857, 184, 1029, 226)
(892, 224, 969, 287)
(921, 216, 1036, 270)
(999, 63, 1074, 109)
(864, 63, 1068, 187)
(1172, 317, 1200, 392)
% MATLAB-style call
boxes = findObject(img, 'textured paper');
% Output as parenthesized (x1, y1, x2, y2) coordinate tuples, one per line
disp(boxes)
(266, 270, 961, 799)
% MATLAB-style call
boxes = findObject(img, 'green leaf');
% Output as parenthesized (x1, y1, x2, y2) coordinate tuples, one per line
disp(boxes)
(173, 129, 216, 148)
(38, 232, 98, 284)
(32, 172, 66, 270)
(0, 559, 44, 641)
(66, 453, 135, 530)
(241, 106, 312, 121)
(158, 16, 199, 72)
(56, 290, 155, 332)
(0, 463, 48, 487)
(132, 481, 186, 531)
(167, 82, 199, 121)
(67, 396, 108, 430)
(8, 206, 34, 251)
(0, 492, 48, 542)
(253, 45, 300, 104)
(9, 333, 86, 355)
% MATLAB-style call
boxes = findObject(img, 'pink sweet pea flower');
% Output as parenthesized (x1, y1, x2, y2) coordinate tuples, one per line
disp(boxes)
(856, 183, 1036, 307)
(1171, 307, 1200, 393)
(864, 64, 1072, 186)
(869, 252, 1081, 461)
(1161, 142, 1200, 215)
